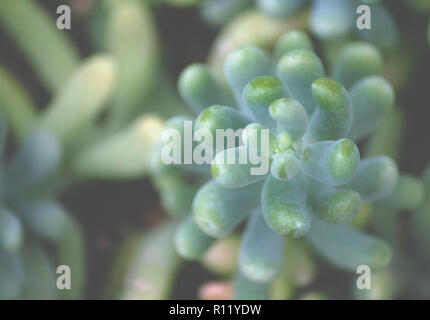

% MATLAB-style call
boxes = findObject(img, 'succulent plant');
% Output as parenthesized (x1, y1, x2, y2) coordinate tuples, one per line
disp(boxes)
(151, 30, 426, 299)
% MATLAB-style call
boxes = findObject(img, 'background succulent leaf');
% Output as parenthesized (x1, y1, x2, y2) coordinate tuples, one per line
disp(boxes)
(0, 67, 36, 140)
(39, 55, 115, 144)
(0, 0, 79, 92)
(307, 217, 392, 271)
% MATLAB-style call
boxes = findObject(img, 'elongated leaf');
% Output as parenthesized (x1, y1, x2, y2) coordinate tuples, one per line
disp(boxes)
(106, 0, 159, 125)
(301, 139, 360, 186)
(243, 76, 287, 132)
(193, 179, 262, 237)
(0, 0, 78, 92)
(0, 66, 35, 140)
(274, 30, 313, 62)
(304, 78, 352, 143)
(310, 0, 355, 40)
(276, 49, 325, 116)
(348, 76, 394, 141)
(346, 156, 398, 202)
(39, 55, 115, 143)
(262, 174, 310, 237)
(175, 216, 215, 260)
(269, 98, 308, 141)
(212, 146, 268, 188)
(224, 45, 271, 111)
(239, 209, 284, 283)
(307, 179, 362, 224)
(72, 116, 163, 179)
(119, 222, 180, 299)
(331, 42, 383, 89)
(179, 64, 234, 114)
(307, 217, 391, 271)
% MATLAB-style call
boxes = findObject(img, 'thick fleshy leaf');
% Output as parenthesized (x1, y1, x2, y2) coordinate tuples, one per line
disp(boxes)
(310, 0, 355, 40)
(39, 55, 114, 143)
(175, 215, 215, 260)
(346, 156, 398, 202)
(194, 105, 251, 149)
(243, 76, 287, 132)
(179, 64, 234, 114)
(301, 139, 360, 186)
(276, 49, 324, 115)
(106, 0, 158, 125)
(270, 150, 301, 181)
(304, 78, 352, 143)
(274, 30, 313, 62)
(224, 45, 271, 111)
(307, 217, 392, 271)
(269, 98, 308, 141)
(348, 76, 394, 141)
(307, 179, 362, 224)
(242, 122, 278, 155)
(193, 179, 262, 237)
(262, 174, 310, 237)
(212, 145, 269, 188)
(331, 42, 383, 89)
(0, 0, 78, 92)
(239, 209, 284, 283)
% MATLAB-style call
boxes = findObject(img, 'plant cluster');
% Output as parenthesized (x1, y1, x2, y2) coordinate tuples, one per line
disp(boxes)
(151, 30, 425, 299)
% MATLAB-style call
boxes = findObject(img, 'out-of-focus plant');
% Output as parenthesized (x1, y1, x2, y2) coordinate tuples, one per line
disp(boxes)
(0, 108, 85, 299)
(177, 0, 399, 52)
(149, 29, 425, 299)
(0, 0, 179, 299)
